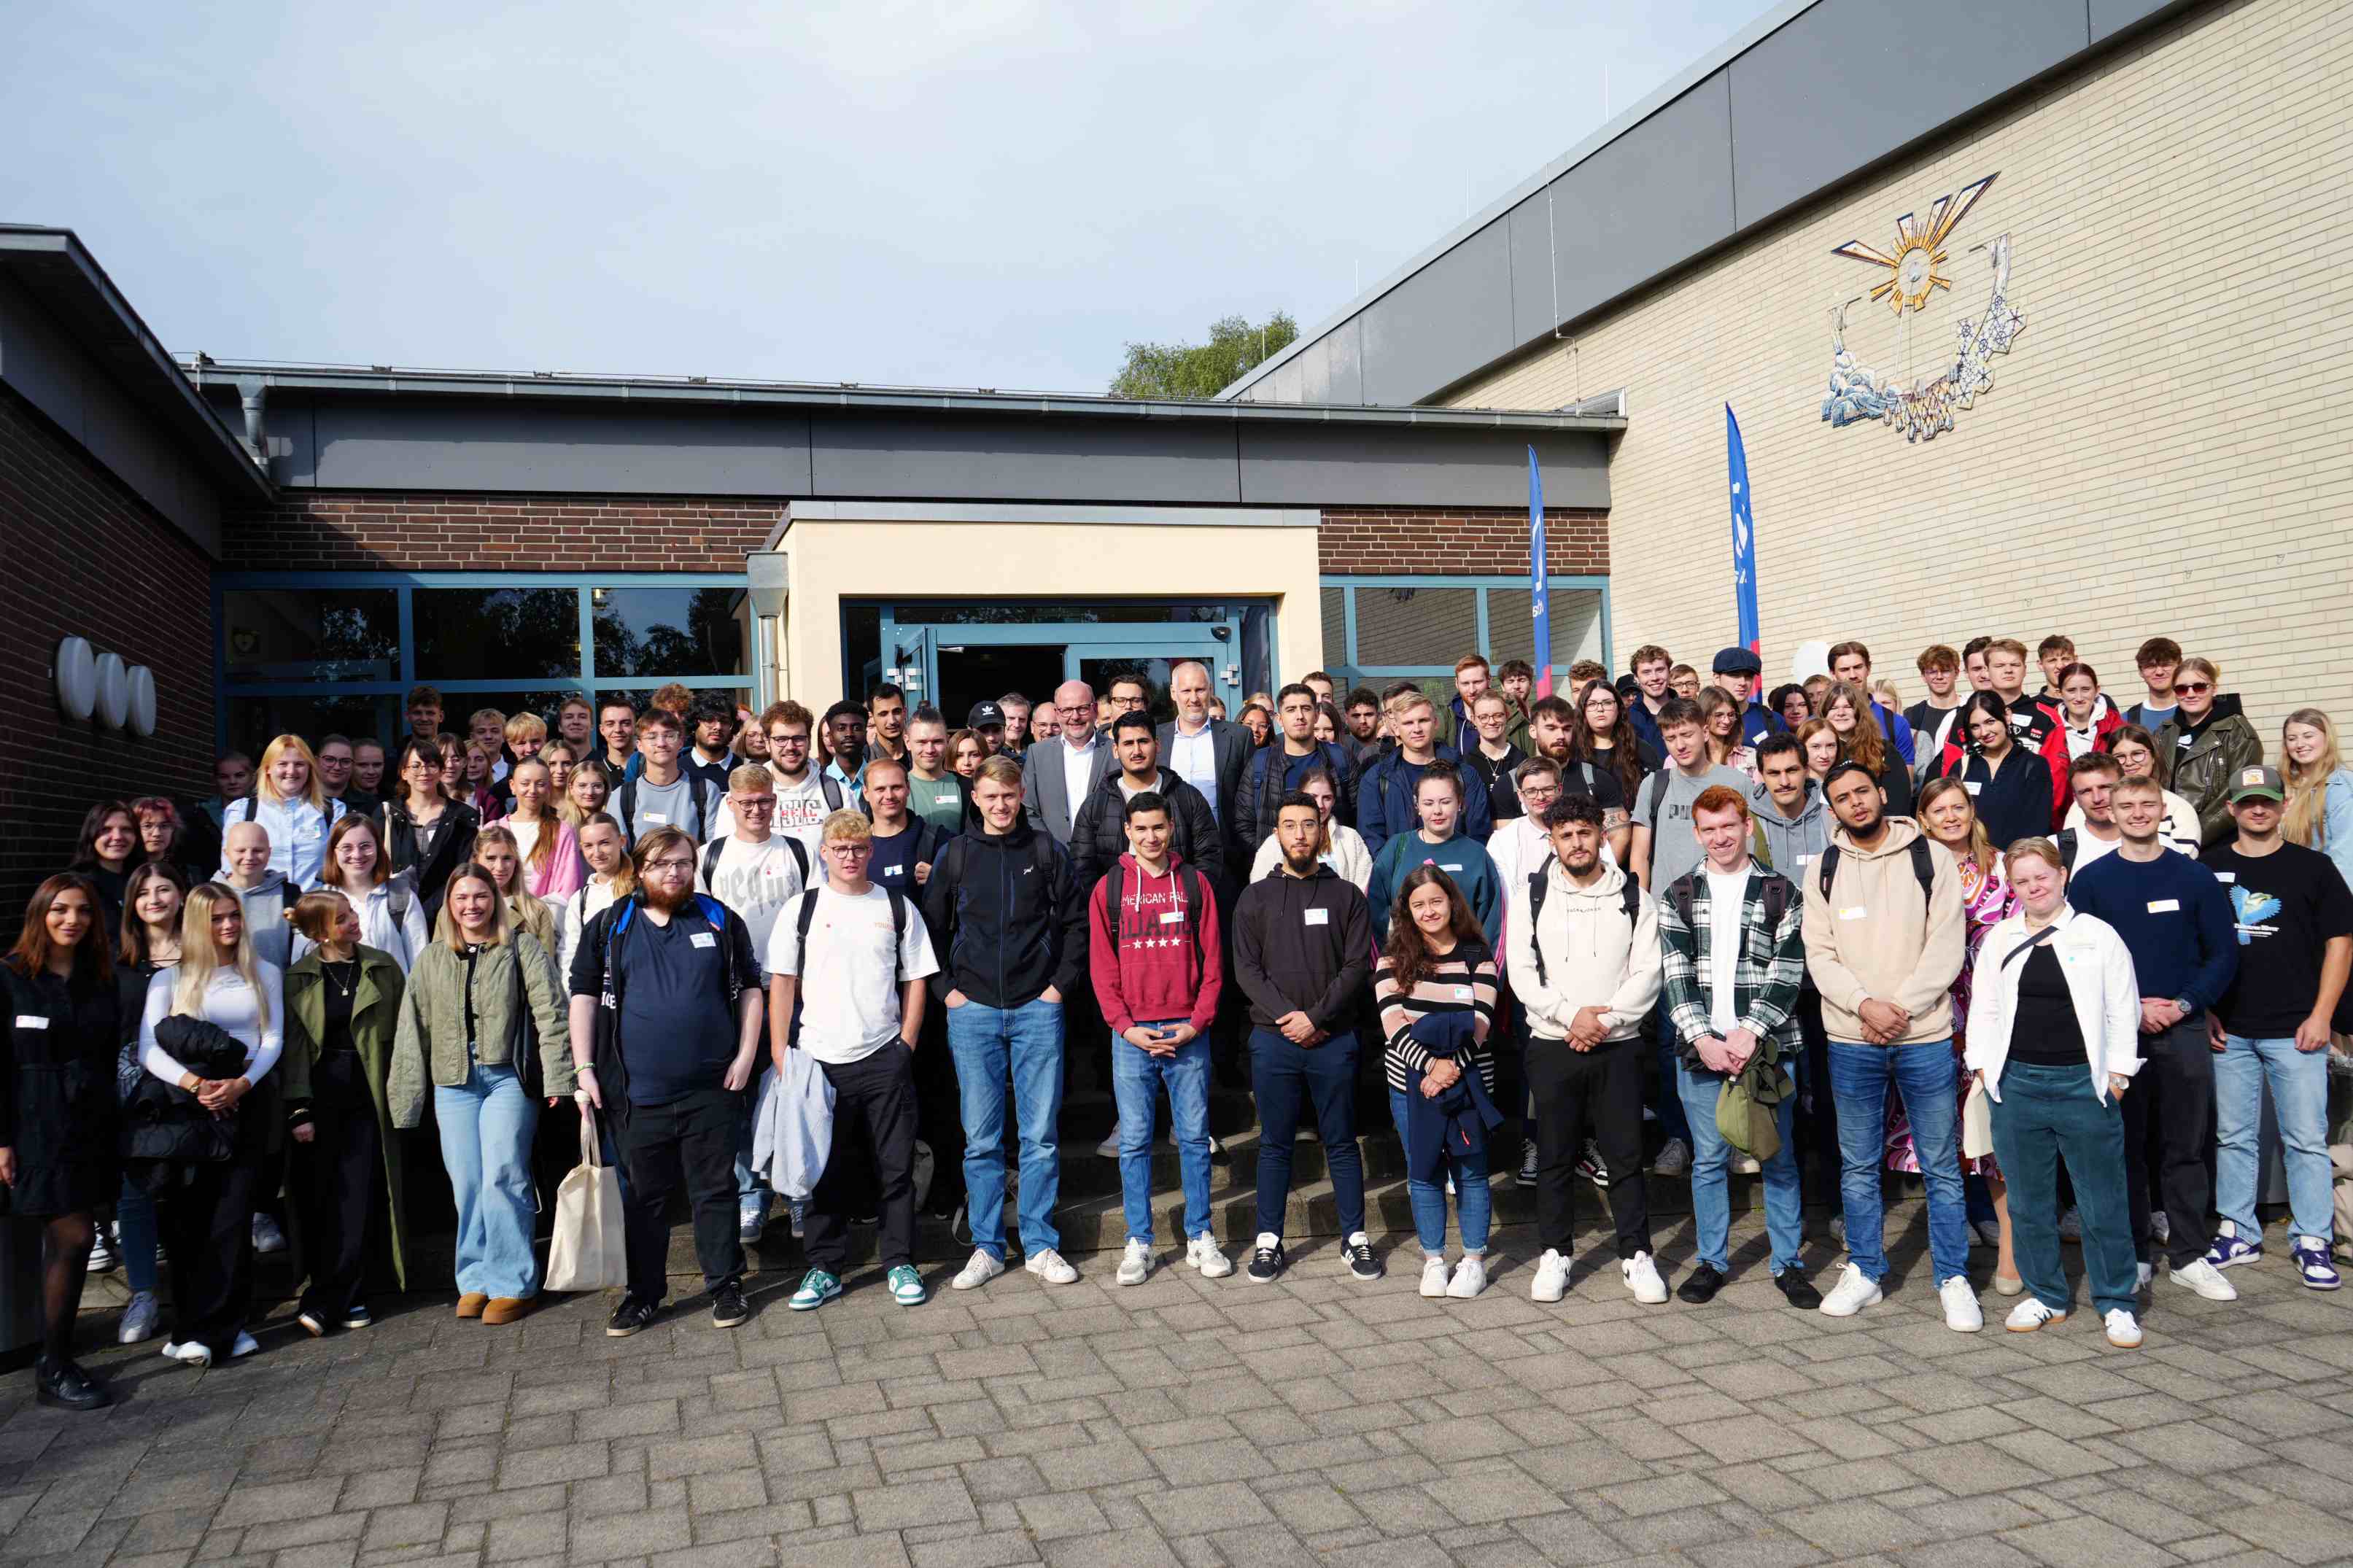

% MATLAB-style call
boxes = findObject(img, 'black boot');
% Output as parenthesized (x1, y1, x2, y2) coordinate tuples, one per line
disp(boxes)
(35, 1358, 109, 1412)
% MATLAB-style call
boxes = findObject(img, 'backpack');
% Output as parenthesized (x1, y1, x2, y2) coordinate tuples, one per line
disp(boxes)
(616, 775, 711, 844)
(1815, 837, 1937, 904)
(702, 833, 811, 891)
(1521, 867, 1642, 990)
(1664, 867, 1791, 941)
(2055, 828, 2078, 872)
(786, 884, 912, 982)
(1102, 860, 1209, 971)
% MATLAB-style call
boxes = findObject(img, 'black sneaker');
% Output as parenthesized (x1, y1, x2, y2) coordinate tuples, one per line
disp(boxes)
(1577, 1140, 1610, 1188)
(34, 1358, 109, 1412)
(1775, 1269, 1823, 1311)
(1676, 1262, 1725, 1305)
(1246, 1235, 1286, 1283)
(341, 1306, 373, 1330)
(1343, 1235, 1383, 1281)
(606, 1297, 659, 1338)
(710, 1281, 751, 1329)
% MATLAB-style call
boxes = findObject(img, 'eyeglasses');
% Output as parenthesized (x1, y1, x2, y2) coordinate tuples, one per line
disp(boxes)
(823, 842, 872, 858)
(734, 797, 777, 812)
(767, 732, 809, 748)
(645, 856, 697, 874)
(2172, 682, 2212, 696)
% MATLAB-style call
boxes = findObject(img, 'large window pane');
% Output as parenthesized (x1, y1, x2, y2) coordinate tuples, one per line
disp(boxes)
(1319, 586, 1347, 673)
(228, 694, 399, 759)
(1490, 587, 1605, 669)
(414, 588, 580, 679)
(1351, 586, 1476, 668)
(435, 691, 583, 743)
(592, 587, 745, 678)
(223, 589, 398, 683)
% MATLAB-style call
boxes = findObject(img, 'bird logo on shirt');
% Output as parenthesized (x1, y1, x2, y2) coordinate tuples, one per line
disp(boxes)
(2228, 885, 2280, 944)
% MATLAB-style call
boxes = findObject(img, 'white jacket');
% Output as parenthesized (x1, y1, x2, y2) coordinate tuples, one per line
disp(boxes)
(558, 877, 624, 984)
(1249, 823, 1373, 892)
(1504, 859, 1661, 1044)
(749, 1044, 835, 1201)
(1963, 904, 2144, 1104)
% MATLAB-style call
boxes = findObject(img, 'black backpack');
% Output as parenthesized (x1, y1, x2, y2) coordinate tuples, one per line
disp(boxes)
(1521, 868, 1643, 990)
(701, 833, 812, 891)
(1815, 837, 1937, 903)
(1664, 867, 1791, 939)
(1102, 860, 1209, 970)
(784, 884, 913, 982)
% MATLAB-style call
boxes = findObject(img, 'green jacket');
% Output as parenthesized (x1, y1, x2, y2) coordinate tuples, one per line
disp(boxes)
(389, 932, 575, 1128)
(284, 944, 414, 1289)
(2155, 696, 2263, 850)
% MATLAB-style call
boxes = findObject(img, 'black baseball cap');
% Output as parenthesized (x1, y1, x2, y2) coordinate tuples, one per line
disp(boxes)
(966, 700, 1005, 729)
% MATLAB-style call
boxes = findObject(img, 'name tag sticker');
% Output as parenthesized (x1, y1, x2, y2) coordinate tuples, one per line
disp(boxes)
(2212, 872, 2236, 884)
(1794, 854, 1813, 866)
(644, 812, 669, 824)
(1838, 907, 1869, 921)
(13, 1016, 47, 1030)
(1158, 911, 1185, 925)
(1454, 986, 1474, 1000)
(2147, 899, 2181, 913)
(689, 931, 717, 950)
(1441, 863, 1463, 872)
(1963, 782, 1982, 796)
(1304, 908, 1329, 926)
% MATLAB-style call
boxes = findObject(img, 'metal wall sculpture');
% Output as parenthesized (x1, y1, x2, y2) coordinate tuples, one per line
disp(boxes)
(1820, 172, 2026, 443)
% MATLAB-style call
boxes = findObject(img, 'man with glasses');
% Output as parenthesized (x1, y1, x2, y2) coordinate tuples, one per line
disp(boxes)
(717, 701, 845, 852)
(569, 826, 767, 1336)
(697, 764, 810, 1241)
(1104, 674, 1151, 733)
(1021, 680, 1112, 847)
(315, 734, 357, 810)
(771, 810, 941, 1311)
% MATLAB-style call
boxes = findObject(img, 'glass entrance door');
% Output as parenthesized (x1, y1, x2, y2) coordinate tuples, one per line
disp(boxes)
(872, 602, 1256, 726)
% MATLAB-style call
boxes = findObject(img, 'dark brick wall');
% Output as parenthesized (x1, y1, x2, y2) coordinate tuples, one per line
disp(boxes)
(226, 492, 785, 572)
(1318, 505, 1608, 575)
(0, 386, 218, 934)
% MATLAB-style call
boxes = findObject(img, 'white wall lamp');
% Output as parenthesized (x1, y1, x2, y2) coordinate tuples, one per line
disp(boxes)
(55, 637, 158, 735)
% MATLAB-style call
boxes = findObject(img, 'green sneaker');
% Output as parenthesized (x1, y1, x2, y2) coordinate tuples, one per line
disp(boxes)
(887, 1265, 927, 1306)
(789, 1269, 841, 1311)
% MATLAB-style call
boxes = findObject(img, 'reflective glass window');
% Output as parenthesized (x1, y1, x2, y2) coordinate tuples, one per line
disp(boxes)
(223, 589, 398, 683)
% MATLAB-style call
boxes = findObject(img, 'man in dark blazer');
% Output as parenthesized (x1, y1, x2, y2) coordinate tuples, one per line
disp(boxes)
(1158, 660, 1251, 883)
(1021, 680, 1116, 845)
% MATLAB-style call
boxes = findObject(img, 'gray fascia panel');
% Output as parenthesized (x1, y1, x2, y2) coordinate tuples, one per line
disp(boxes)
(305, 399, 814, 495)
(1360, 218, 1515, 407)
(1236, 424, 1608, 511)
(810, 414, 1242, 505)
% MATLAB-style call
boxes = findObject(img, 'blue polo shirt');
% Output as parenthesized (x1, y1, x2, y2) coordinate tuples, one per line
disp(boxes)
(613, 902, 760, 1105)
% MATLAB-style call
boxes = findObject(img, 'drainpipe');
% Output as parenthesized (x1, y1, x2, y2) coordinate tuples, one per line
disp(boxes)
(235, 375, 268, 465)
(746, 552, 790, 706)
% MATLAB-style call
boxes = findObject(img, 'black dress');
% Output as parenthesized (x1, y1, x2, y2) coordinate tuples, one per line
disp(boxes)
(0, 961, 122, 1217)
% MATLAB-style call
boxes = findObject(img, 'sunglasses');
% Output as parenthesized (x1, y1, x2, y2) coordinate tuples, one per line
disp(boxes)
(2172, 681, 2212, 696)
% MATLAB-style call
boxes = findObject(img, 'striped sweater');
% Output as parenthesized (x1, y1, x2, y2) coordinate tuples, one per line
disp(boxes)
(1374, 946, 1499, 1094)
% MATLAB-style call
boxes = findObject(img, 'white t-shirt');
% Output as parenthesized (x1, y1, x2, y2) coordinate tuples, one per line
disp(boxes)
(2069, 828, 2123, 871)
(1703, 868, 1748, 1035)
(697, 835, 808, 964)
(765, 885, 940, 1065)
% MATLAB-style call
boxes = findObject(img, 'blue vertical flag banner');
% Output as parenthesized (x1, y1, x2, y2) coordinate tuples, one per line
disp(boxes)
(1726, 405, 1761, 659)
(1526, 445, 1552, 698)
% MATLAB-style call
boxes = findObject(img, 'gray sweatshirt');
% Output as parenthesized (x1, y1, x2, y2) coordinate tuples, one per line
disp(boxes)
(1749, 780, 1831, 884)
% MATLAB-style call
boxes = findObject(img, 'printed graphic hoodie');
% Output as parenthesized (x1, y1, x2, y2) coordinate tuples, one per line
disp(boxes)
(1086, 852, 1223, 1037)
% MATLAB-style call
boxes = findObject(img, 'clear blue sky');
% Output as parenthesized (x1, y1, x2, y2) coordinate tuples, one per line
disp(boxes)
(7, 1, 1764, 393)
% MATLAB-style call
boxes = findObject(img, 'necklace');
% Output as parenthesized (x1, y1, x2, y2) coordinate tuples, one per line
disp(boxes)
(322, 957, 358, 999)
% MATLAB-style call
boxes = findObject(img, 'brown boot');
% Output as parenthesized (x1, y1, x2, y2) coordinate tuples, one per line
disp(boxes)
(454, 1293, 488, 1319)
(481, 1297, 531, 1326)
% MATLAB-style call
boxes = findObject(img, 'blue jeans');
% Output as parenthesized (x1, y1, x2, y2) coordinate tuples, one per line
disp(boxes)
(1990, 1061, 2138, 1318)
(1387, 1089, 1490, 1254)
(2216, 1034, 2334, 1241)
(946, 997, 1065, 1258)
(1674, 1060, 1802, 1275)
(1827, 1039, 1969, 1284)
(1251, 1028, 1363, 1241)
(1114, 1025, 1212, 1246)
(734, 1061, 771, 1214)
(434, 1061, 541, 1299)
(117, 1176, 161, 1295)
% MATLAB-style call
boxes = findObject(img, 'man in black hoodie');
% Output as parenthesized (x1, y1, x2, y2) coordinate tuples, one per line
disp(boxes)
(1069, 714, 1222, 894)
(1232, 793, 1379, 1285)
(920, 754, 1089, 1292)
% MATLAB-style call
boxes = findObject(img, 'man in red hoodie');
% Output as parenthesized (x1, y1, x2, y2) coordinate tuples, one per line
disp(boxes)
(1088, 790, 1229, 1286)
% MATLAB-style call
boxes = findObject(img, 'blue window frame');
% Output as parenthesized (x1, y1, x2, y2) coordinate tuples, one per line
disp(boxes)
(214, 571, 751, 751)
(1319, 574, 1610, 685)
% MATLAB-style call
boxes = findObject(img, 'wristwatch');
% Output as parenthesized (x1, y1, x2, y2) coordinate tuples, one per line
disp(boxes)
(2174, 995, 2193, 1015)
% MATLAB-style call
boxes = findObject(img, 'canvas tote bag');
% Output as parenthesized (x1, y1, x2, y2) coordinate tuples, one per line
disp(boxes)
(546, 1110, 628, 1292)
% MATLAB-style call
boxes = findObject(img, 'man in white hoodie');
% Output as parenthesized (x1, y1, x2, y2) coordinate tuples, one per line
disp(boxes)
(1506, 794, 1666, 1306)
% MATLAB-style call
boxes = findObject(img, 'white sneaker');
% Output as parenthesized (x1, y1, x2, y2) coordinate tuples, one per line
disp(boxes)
(1818, 1262, 1882, 1318)
(86, 1230, 117, 1273)
(1730, 1153, 1761, 1175)
(230, 1330, 259, 1358)
(1419, 1256, 1451, 1298)
(1446, 1254, 1487, 1300)
(1939, 1276, 1983, 1332)
(1827, 1213, 1848, 1249)
(251, 1213, 287, 1255)
(950, 1249, 1005, 1291)
(160, 1339, 211, 1367)
(2150, 1209, 2171, 1245)
(1115, 1240, 1151, 1286)
(1096, 1133, 1122, 1160)
(1621, 1251, 1668, 1305)
(2004, 1297, 2066, 1332)
(2136, 1262, 2154, 1292)
(1651, 1138, 1689, 1177)
(1186, 1234, 1232, 1278)
(118, 1291, 161, 1345)
(1024, 1248, 1079, 1285)
(1530, 1248, 1570, 1303)
(2104, 1308, 2144, 1348)
(2168, 1257, 2238, 1302)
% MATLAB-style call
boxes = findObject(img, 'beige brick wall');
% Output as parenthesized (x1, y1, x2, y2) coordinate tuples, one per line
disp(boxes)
(1447, 0, 2352, 745)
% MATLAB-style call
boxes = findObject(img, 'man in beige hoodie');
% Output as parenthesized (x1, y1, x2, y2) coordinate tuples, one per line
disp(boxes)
(1800, 761, 1974, 1329)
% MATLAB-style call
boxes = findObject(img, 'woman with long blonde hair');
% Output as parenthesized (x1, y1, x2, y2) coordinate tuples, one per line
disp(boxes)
(136, 881, 284, 1367)
(2279, 707, 2353, 890)
(220, 734, 345, 887)
(559, 758, 612, 829)
(495, 758, 584, 901)
(470, 826, 559, 954)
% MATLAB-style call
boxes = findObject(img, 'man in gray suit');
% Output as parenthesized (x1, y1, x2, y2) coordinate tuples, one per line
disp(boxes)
(1023, 680, 1115, 846)
(1157, 660, 1249, 884)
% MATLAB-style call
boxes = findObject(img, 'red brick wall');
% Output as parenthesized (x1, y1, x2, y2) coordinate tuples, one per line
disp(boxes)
(1318, 506, 1608, 575)
(226, 492, 784, 572)
(0, 387, 218, 934)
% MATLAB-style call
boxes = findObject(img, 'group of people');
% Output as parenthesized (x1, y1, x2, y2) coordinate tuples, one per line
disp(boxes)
(5, 633, 2347, 1413)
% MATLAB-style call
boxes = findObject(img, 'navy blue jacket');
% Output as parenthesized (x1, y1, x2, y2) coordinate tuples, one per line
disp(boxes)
(1357, 742, 1493, 860)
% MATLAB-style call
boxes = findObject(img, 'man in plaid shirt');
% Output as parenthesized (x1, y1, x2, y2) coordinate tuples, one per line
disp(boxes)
(1656, 785, 1821, 1309)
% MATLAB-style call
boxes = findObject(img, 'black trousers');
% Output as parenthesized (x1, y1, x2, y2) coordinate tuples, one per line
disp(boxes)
(616, 1088, 745, 1301)
(2122, 1016, 2216, 1268)
(295, 1092, 381, 1321)
(1793, 991, 1840, 1206)
(157, 1154, 259, 1357)
(805, 1047, 920, 1273)
(1525, 1034, 1651, 1259)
